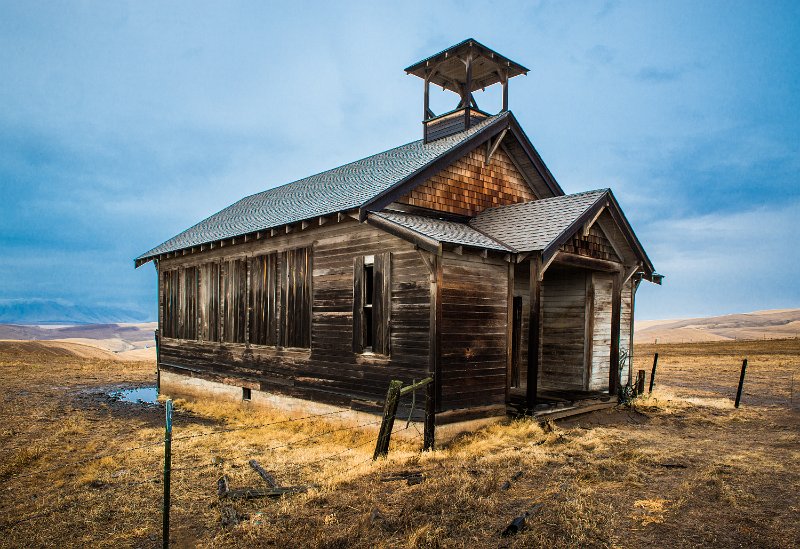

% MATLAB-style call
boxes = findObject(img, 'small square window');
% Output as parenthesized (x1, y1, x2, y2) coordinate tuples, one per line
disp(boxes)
(242, 387, 252, 401)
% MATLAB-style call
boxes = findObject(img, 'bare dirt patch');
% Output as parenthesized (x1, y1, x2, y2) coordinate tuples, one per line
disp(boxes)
(1, 339, 798, 548)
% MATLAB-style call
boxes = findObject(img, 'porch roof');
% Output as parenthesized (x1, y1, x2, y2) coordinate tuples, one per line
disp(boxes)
(372, 188, 658, 279)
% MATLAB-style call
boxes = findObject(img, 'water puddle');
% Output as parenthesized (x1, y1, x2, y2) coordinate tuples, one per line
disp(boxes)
(109, 386, 160, 405)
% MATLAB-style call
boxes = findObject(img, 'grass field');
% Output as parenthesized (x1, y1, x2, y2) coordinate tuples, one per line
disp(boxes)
(1, 339, 798, 548)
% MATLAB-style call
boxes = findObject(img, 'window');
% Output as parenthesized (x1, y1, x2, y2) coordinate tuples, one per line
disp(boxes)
(353, 252, 391, 354)
(221, 258, 247, 343)
(242, 387, 252, 401)
(161, 267, 198, 339)
(179, 266, 199, 340)
(199, 262, 220, 341)
(278, 247, 312, 348)
(161, 269, 179, 338)
(249, 253, 278, 346)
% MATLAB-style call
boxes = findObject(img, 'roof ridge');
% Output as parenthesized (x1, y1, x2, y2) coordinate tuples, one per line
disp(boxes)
(475, 188, 608, 217)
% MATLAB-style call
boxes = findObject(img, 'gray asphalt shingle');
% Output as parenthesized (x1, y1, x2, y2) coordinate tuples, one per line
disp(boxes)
(136, 112, 510, 262)
(470, 189, 608, 252)
(371, 211, 512, 251)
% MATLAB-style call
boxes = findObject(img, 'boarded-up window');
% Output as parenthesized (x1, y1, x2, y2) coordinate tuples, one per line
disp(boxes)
(352, 252, 391, 355)
(221, 258, 247, 343)
(249, 253, 278, 346)
(162, 269, 179, 338)
(179, 266, 199, 340)
(279, 247, 312, 348)
(161, 267, 198, 340)
(199, 262, 220, 342)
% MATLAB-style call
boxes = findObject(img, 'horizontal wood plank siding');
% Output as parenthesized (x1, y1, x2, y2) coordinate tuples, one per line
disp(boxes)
(440, 254, 508, 410)
(158, 221, 431, 408)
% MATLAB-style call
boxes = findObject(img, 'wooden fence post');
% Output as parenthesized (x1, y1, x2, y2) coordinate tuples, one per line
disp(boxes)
(649, 353, 658, 394)
(735, 359, 747, 408)
(374, 380, 403, 460)
(163, 399, 173, 549)
(424, 381, 435, 451)
(636, 370, 646, 395)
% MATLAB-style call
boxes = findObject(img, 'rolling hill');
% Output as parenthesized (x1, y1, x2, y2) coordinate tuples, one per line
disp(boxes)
(634, 309, 800, 344)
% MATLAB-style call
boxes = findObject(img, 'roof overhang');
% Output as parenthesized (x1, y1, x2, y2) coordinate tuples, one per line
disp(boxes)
(405, 38, 529, 94)
(537, 190, 660, 284)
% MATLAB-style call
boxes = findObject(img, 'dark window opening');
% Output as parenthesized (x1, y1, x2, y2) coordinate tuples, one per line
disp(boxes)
(353, 253, 391, 355)
(364, 263, 374, 351)
(242, 387, 252, 401)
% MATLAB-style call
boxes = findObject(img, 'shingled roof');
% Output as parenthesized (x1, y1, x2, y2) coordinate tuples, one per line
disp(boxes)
(369, 189, 607, 255)
(135, 112, 513, 266)
(470, 189, 608, 252)
(369, 188, 656, 278)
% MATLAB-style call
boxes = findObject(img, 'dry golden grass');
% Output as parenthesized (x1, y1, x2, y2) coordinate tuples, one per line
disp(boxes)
(1, 339, 798, 548)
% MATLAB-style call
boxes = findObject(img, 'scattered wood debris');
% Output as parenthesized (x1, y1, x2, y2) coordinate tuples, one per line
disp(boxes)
(216, 459, 310, 500)
(380, 470, 424, 485)
(501, 503, 543, 537)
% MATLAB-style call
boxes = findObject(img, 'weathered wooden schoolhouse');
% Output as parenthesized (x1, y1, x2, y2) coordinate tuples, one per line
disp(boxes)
(136, 39, 660, 428)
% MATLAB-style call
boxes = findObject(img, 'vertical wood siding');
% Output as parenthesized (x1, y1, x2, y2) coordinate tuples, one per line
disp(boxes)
(221, 259, 247, 343)
(588, 272, 614, 391)
(279, 248, 312, 348)
(397, 146, 536, 216)
(199, 262, 220, 342)
(248, 254, 277, 346)
(439, 255, 508, 410)
(619, 278, 634, 384)
(511, 261, 530, 390)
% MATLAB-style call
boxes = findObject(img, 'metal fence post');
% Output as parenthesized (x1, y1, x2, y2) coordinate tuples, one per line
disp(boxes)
(649, 353, 658, 394)
(735, 359, 747, 408)
(163, 399, 173, 548)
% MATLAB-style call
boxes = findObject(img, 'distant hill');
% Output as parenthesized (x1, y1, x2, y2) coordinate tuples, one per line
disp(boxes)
(0, 322, 157, 360)
(635, 309, 800, 344)
(0, 298, 152, 324)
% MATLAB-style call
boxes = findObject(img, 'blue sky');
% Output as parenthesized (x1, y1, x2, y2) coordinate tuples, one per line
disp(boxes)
(1, 0, 798, 321)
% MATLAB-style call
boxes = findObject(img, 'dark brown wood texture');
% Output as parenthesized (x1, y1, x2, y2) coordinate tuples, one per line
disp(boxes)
(351, 255, 364, 353)
(561, 224, 620, 262)
(510, 261, 530, 391)
(221, 259, 247, 343)
(372, 252, 392, 355)
(397, 145, 536, 216)
(180, 266, 199, 340)
(199, 262, 220, 342)
(526, 257, 542, 408)
(279, 247, 312, 348)
(162, 269, 178, 338)
(248, 254, 278, 346)
(439, 254, 508, 410)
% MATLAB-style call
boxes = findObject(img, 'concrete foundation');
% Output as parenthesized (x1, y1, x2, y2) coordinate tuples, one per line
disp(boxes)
(159, 369, 507, 446)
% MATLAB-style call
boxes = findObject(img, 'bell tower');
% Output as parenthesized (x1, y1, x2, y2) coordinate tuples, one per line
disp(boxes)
(405, 38, 528, 143)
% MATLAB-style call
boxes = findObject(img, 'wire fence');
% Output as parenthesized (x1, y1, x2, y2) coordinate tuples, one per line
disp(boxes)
(1, 382, 429, 540)
(631, 345, 800, 408)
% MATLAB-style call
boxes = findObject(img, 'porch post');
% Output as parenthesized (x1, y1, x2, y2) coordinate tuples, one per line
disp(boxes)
(609, 271, 623, 395)
(526, 256, 542, 411)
